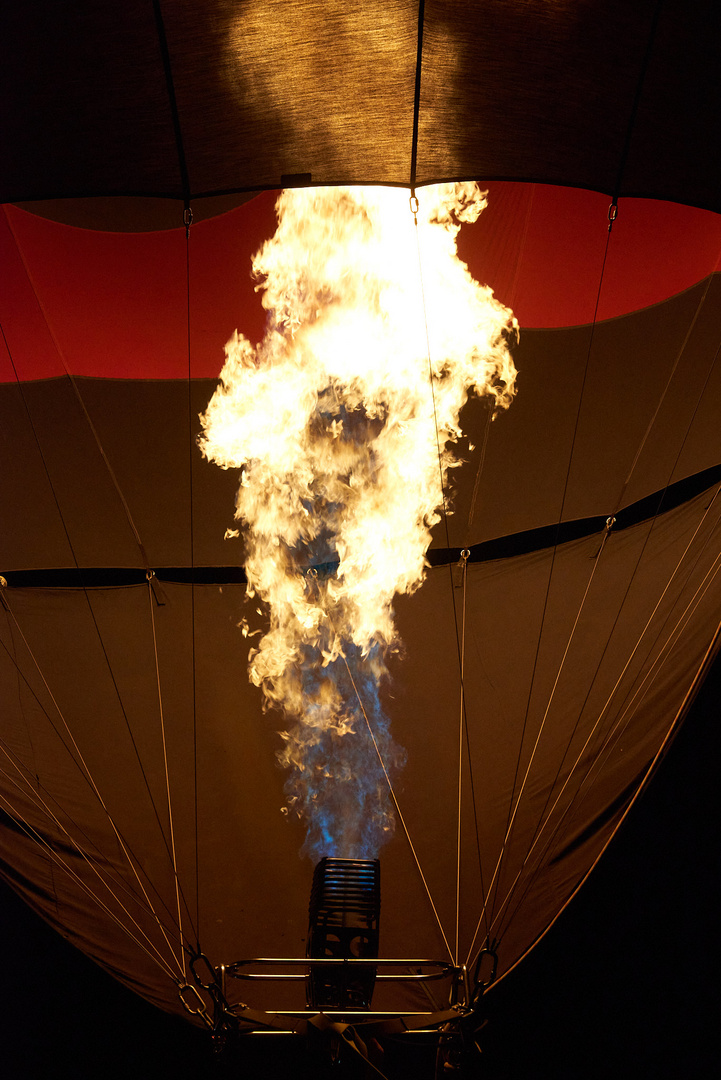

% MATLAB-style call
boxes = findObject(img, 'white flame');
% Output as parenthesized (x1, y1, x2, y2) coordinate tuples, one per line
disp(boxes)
(199, 183, 517, 860)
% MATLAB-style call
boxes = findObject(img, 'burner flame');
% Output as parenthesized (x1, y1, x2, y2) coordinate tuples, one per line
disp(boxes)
(200, 184, 517, 860)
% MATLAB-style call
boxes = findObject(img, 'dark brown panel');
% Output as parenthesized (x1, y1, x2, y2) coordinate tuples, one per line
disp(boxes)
(2, 2, 720, 210)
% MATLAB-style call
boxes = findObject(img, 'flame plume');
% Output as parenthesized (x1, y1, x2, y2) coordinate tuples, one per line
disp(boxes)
(199, 184, 518, 861)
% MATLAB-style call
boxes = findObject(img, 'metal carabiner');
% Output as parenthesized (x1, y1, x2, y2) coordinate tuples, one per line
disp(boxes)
(190, 951, 220, 992)
(178, 980, 209, 1017)
(472, 946, 498, 993)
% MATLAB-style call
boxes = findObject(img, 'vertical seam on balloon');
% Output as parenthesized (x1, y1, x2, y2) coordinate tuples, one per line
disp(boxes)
(506, 184, 536, 315)
(610, 0, 665, 205)
(464, 190, 530, 543)
(459, 596, 490, 956)
(151, 0, 192, 206)
(464, 398, 493, 543)
(146, 578, 187, 979)
(409, 0, 426, 198)
(414, 209, 453, 549)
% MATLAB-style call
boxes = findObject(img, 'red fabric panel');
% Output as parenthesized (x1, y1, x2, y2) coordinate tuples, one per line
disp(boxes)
(2, 187, 720, 384)
(1, 194, 277, 380)
(0, 208, 63, 380)
(459, 184, 721, 327)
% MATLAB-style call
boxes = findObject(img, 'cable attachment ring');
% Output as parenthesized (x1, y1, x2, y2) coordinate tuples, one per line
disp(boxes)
(453, 549, 471, 588)
(184, 205, 194, 237)
(472, 946, 498, 1000)
(178, 980, 209, 1018)
(189, 953, 244, 1037)
(409, 193, 419, 218)
(190, 951, 220, 992)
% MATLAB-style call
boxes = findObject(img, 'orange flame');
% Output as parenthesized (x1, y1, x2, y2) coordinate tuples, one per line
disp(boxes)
(199, 184, 517, 859)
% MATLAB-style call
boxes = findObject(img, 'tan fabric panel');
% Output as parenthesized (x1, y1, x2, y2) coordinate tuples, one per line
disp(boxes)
(1, 483, 718, 1016)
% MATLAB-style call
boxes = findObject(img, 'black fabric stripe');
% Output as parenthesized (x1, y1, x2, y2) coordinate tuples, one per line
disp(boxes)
(3, 464, 719, 589)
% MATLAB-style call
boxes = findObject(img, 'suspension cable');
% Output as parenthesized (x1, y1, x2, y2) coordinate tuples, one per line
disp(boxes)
(490, 615, 721, 991)
(0, 589, 190, 967)
(455, 549, 469, 965)
(340, 648, 453, 964)
(314, 583, 453, 962)
(485, 491, 721, 949)
(551, 514, 721, 848)
(560, 544, 721, 835)
(408, 0, 426, 203)
(464, 520, 613, 965)
(0, 789, 180, 983)
(0, 715, 185, 938)
(0, 275, 196, 941)
(466, 195, 618, 963)
(0, 757, 184, 978)
(1, 207, 152, 573)
(146, 574, 187, 979)
(411, 195, 487, 964)
(183, 203, 201, 951)
(487, 299, 721, 946)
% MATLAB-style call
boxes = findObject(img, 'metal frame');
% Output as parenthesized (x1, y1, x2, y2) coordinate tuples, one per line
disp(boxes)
(198, 957, 475, 1030)
(180, 950, 495, 1080)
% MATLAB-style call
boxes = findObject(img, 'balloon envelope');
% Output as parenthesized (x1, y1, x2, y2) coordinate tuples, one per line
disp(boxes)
(1, 0, 720, 1025)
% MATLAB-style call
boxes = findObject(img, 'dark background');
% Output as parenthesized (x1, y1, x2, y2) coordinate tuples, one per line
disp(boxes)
(1, 655, 717, 1079)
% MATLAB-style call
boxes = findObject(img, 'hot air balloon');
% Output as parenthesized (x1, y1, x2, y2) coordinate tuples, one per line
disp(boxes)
(2, 2, 720, 1075)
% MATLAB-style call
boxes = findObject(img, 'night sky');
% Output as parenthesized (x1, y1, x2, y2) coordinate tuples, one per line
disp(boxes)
(1, 655, 717, 1079)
